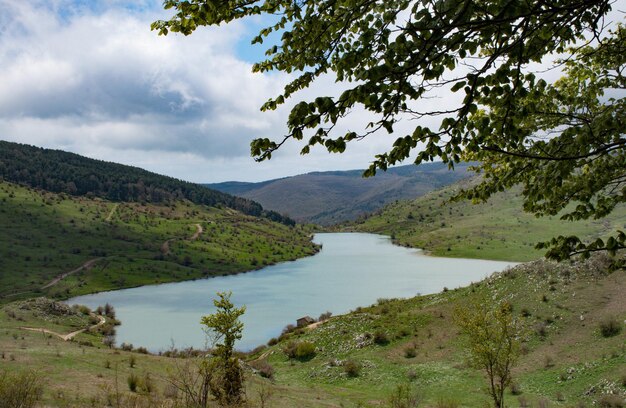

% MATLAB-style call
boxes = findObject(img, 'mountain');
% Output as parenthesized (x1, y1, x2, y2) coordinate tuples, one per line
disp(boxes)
(206, 162, 473, 225)
(0, 140, 293, 226)
(349, 177, 626, 262)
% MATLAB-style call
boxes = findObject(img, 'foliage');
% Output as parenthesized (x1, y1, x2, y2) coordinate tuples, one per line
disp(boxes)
(153, 0, 623, 260)
(599, 317, 623, 338)
(0, 370, 44, 408)
(387, 383, 420, 408)
(283, 340, 316, 361)
(0, 140, 293, 226)
(343, 359, 361, 378)
(201, 291, 246, 406)
(454, 299, 521, 408)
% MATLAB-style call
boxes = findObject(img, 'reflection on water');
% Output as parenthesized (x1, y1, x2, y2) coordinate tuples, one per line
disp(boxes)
(68, 233, 515, 351)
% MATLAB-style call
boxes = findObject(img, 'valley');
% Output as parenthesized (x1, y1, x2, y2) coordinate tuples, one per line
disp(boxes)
(0, 142, 624, 407)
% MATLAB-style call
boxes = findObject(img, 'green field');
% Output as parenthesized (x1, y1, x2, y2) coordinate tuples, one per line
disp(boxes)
(0, 181, 319, 302)
(349, 178, 626, 262)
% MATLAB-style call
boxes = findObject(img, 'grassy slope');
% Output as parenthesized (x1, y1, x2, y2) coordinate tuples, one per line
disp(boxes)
(1, 257, 624, 407)
(349, 178, 626, 262)
(0, 181, 319, 302)
(255, 256, 626, 407)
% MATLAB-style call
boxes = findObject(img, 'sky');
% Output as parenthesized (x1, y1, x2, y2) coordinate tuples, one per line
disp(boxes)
(0, 1, 623, 183)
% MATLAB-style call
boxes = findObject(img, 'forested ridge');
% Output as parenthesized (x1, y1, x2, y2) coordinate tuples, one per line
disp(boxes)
(0, 141, 294, 225)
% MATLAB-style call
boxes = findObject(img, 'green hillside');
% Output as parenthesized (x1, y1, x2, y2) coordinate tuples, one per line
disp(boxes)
(0, 140, 293, 226)
(207, 162, 472, 225)
(1, 256, 624, 407)
(349, 178, 626, 262)
(0, 181, 318, 302)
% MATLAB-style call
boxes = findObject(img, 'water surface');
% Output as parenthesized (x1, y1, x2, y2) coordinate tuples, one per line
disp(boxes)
(69, 233, 515, 351)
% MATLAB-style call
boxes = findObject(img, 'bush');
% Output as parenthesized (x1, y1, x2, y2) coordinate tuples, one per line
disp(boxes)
(598, 394, 624, 408)
(295, 342, 316, 360)
(387, 383, 419, 408)
(599, 317, 622, 338)
(343, 360, 361, 378)
(250, 360, 274, 379)
(0, 370, 43, 408)
(403, 346, 417, 358)
(510, 382, 522, 395)
(267, 337, 278, 346)
(374, 330, 389, 345)
(318, 311, 332, 321)
(127, 373, 139, 392)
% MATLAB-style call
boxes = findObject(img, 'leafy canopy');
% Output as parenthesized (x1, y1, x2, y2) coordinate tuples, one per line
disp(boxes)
(153, 0, 624, 261)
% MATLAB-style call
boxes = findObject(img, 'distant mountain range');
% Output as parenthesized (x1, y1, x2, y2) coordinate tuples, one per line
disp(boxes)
(0, 140, 293, 225)
(206, 162, 473, 225)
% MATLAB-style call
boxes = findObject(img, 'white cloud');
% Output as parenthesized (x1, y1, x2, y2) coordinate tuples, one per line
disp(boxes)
(1, 0, 623, 183)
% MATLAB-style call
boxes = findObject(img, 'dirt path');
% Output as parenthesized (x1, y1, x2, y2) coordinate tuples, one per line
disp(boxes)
(190, 223, 203, 240)
(105, 203, 119, 222)
(161, 223, 203, 256)
(161, 239, 173, 255)
(41, 258, 101, 290)
(21, 314, 106, 341)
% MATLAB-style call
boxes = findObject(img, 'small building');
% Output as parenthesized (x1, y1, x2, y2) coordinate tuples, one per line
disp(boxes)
(297, 316, 315, 327)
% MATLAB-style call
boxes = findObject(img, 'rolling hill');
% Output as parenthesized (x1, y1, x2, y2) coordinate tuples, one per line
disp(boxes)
(349, 177, 626, 262)
(0, 140, 293, 226)
(206, 162, 473, 225)
(0, 142, 319, 301)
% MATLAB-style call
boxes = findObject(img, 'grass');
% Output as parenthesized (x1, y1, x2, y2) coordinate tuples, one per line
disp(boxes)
(0, 255, 624, 406)
(0, 181, 319, 302)
(348, 178, 626, 262)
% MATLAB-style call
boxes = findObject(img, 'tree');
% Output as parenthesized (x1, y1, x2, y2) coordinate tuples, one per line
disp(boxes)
(454, 299, 521, 408)
(152, 0, 623, 261)
(201, 291, 246, 406)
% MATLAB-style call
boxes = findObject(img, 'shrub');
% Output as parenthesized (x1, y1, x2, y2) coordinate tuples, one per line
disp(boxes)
(343, 360, 361, 378)
(510, 382, 522, 395)
(0, 370, 43, 408)
(599, 317, 622, 338)
(295, 342, 316, 360)
(374, 330, 389, 345)
(318, 311, 332, 321)
(250, 360, 274, 379)
(283, 341, 316, 360)
(127, 373, 139, 392)
(121, 343, 134, 351)
(387, 383, 419, 408)
(267, 337, 278, 346)
(403, 346, 417, 358)
(598, 394, 624, 408)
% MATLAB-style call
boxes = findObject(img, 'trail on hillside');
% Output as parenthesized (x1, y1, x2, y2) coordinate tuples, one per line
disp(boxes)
(41, 258, 101, 290)
(105, 203, 119, 222)
(161, 223, 204, 256)
(21, 314, 106, 341)
(190, 223, 203, 240)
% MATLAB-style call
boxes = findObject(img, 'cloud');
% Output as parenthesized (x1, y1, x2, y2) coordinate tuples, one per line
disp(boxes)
(0, 0, 298, 175)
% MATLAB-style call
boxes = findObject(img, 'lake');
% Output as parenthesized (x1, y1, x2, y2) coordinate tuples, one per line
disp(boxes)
(68, 233, 516, 351)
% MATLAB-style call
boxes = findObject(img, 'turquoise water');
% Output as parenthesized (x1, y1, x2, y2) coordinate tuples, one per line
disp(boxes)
(68, 233, 515, 351)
